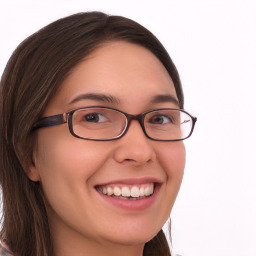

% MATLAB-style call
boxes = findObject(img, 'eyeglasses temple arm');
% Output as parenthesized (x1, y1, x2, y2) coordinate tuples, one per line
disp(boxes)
(33, 113, 67, 129)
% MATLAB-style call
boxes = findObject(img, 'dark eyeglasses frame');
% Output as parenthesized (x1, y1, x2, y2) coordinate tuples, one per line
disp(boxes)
(33, 106, 197, 141)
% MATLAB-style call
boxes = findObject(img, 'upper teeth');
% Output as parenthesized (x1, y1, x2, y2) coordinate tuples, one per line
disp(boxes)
(99, 183, 154, 198)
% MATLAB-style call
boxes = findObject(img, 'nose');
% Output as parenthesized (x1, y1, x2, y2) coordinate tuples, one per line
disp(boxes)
(113, 120, 156, 166)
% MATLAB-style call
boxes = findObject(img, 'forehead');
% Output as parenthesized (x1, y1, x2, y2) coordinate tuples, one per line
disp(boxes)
(44, 41, 178, 115)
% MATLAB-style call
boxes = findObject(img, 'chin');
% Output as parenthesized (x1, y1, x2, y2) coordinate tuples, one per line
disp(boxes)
(101, 225, 161, 246)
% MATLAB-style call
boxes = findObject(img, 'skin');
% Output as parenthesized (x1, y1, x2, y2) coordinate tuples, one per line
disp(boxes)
(28, 41, 185, 256)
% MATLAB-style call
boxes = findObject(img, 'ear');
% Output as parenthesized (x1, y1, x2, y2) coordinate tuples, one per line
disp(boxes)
(26, 159, 41, 182)
(22, 152, 41, 182)
(17, 138, 41, 182)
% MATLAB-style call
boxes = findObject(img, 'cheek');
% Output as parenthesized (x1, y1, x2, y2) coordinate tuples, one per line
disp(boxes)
(33, 130, 115, 230)
(34, 128, 111, 200)
(156, 141, 185, 216)
(157, 141, 186, 179)
(36, 126, 109, 169)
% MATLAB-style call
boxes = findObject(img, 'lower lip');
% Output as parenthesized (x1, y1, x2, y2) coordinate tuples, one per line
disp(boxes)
(96, 184, 161, 211)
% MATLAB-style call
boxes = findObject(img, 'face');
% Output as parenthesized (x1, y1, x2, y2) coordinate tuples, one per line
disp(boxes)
(29, 41, 185, 253)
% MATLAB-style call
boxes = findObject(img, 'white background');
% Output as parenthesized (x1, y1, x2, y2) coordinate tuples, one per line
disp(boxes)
(1, 1, 256, 256)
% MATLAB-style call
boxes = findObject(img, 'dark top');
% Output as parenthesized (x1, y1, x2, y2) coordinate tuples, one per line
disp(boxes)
(0, 244, 13, 256)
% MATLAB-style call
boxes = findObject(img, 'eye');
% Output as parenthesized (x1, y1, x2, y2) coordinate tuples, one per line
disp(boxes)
(84, 112, 107, 123)
(149, 114, 173, 125)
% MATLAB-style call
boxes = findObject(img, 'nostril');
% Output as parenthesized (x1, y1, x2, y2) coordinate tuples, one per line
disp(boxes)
(113, 146, 155, 165)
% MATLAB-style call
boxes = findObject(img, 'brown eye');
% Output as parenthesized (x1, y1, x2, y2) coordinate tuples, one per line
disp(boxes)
(83, 113, 107, 123)
(149, 114, 173, 125)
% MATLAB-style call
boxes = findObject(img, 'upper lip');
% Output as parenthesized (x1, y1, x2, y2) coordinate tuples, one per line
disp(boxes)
(95, 177, 163, 187)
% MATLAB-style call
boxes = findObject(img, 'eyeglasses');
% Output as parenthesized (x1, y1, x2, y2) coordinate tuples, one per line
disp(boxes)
(33, 106, 197, 141)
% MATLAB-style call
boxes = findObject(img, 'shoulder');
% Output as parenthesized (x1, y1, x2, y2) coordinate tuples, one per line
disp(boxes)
(0, 243, 13, 256)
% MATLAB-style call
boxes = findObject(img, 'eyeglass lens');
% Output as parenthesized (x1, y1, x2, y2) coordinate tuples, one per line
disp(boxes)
(71, 107, 193, 141)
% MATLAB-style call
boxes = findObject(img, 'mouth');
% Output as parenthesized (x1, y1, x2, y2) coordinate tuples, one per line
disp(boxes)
(95, 178, 162, 210)
(95, 183, 156, 200)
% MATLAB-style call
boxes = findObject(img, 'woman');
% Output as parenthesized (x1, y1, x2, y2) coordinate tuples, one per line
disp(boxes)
(0, 12, 196, 256)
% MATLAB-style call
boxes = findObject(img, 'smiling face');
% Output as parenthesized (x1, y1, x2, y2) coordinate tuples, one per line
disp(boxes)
(29, 41, 185, 255)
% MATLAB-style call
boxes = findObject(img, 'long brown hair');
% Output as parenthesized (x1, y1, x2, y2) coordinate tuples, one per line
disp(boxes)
(0, 12, 183, 256)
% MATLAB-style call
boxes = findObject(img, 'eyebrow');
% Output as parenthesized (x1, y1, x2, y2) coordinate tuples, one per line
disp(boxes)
(68, 93, 179, 107)
(69, 93, 120, 105)
(150, 94, 180, 106)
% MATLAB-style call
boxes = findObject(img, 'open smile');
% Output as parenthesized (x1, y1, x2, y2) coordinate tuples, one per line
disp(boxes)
(95, 179, 162, 211)
(96, 183, 155, 200)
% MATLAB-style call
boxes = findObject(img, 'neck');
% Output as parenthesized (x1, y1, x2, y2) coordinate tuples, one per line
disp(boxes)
(50, 220, 145, 256)
(53, 236, 144, 256)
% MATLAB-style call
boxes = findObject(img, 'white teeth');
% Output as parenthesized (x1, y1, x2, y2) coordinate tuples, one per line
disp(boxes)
(145, 185, 154, 196)
(113, 187, 121, 196)
(131, 186, 140, 197)
(122, 186, 131, 197)
(139, 187, 145, 196)
(102, 187, 107, 195)
(99, 183, 155, 198)
(107, 187, 113, 196)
